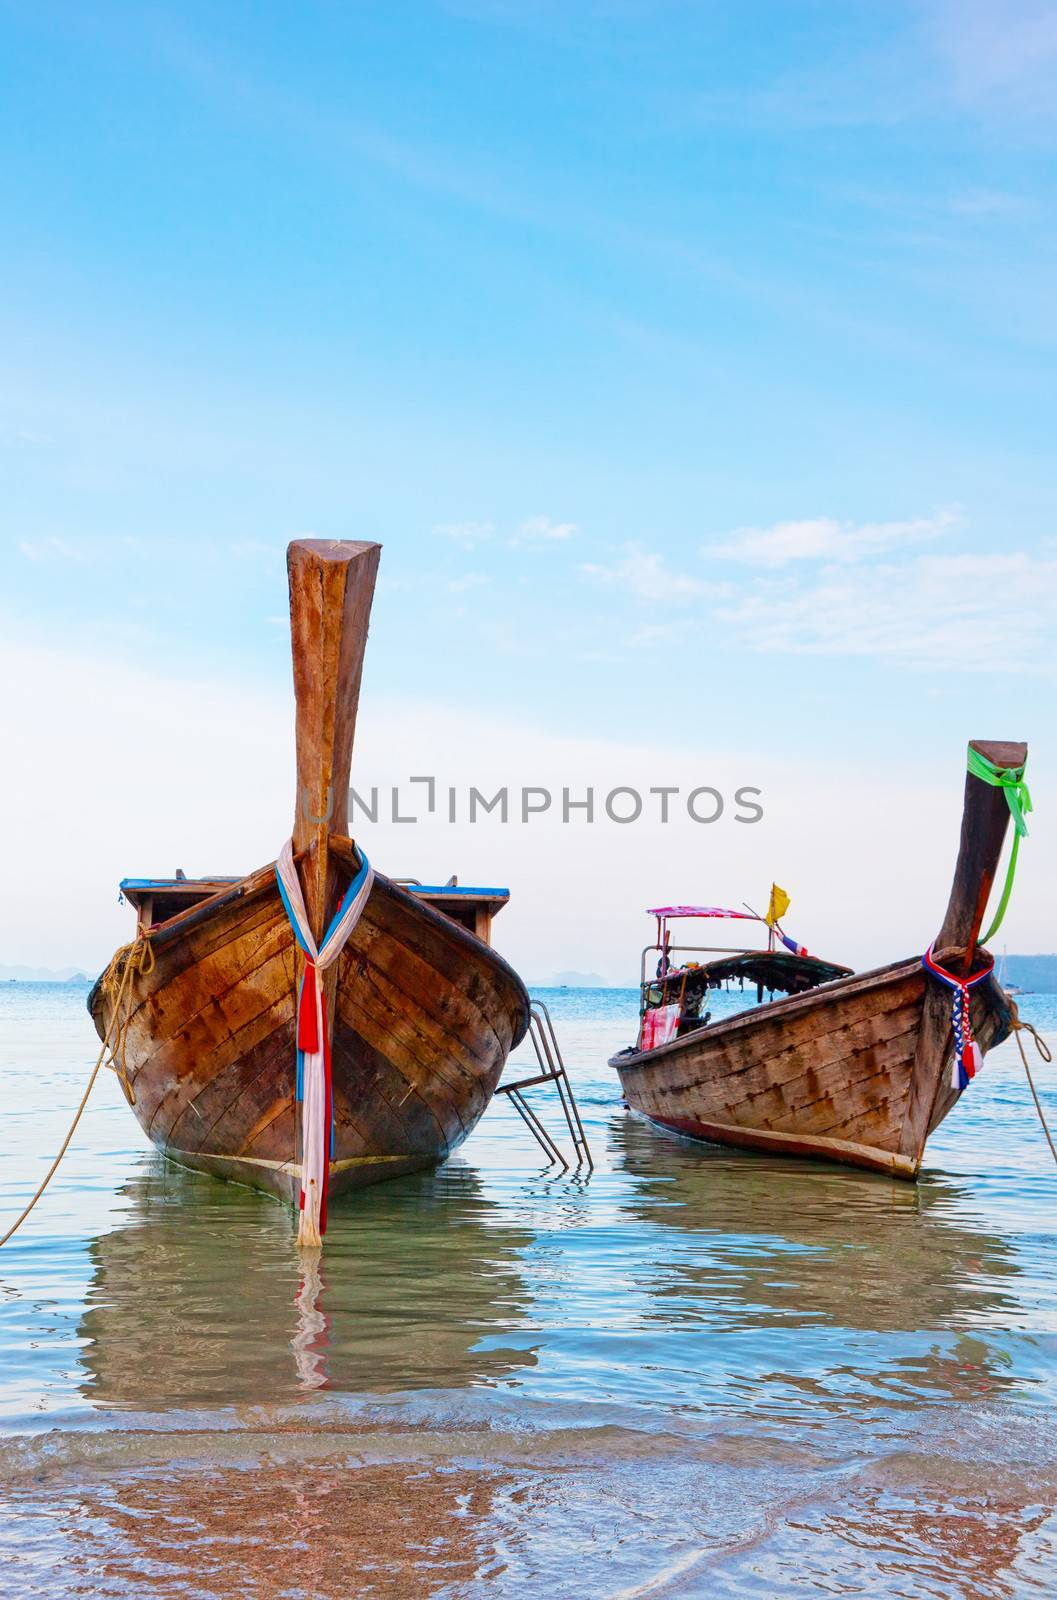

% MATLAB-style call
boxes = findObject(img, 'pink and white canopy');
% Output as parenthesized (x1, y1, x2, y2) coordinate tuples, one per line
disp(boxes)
(647, 905, 760, 920)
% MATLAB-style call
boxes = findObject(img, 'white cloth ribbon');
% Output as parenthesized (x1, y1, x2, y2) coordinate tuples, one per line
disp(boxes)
(276, 838, 374, 1246)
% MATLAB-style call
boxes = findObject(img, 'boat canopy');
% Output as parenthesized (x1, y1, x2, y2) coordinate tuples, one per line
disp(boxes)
(646, 905, 759, 920)
(686, 950, 851, 991)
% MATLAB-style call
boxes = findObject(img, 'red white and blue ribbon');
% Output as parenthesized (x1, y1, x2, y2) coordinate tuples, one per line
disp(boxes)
(776, 929, 810, 957)
(921, 942, 995, 1095)
(276, 838, 374, 1246)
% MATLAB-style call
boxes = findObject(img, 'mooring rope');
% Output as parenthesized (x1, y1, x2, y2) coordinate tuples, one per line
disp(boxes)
(0, 935, 153, 1249)
(99, 936, 155, 1105)
(1011, 1015, 1057, 1168)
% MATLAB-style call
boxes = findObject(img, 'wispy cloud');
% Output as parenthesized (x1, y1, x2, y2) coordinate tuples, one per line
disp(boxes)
(511, 515, 578, 546)
(446, 572, 491, 593)
(230, 537, 284, 559)
(929, 0, 1057, 112)
(688, 1, 1057, 131)
(629, 619, 693, 647)
(17, 532, 148, 565)
(704, 510, 957, 568)
(435, 515, 578, 550)
(0, 424, 51, 449)
(18, 536, 91, 563)
(717, 550, 1057, 672)
(581, 543, 713, 603)
(433, 520, 495, 549)
(947, 189, 1029, 219)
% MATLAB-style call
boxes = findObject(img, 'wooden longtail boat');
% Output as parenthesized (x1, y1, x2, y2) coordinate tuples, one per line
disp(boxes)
(610, 740, 1028, 1179)
(88, 541, 530, 1227)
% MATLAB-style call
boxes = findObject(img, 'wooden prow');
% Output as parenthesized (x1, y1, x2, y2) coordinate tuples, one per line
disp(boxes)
(288, 539, 381, 943)
(935, 739, 1028, 969)
(900, 737, 1027, 1163)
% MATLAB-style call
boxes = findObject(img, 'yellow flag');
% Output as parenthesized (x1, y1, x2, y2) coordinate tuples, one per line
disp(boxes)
(765, 884, 790, 927)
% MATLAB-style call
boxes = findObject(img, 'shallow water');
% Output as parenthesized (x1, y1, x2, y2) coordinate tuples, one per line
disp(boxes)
(0, 981, 1055, 1597)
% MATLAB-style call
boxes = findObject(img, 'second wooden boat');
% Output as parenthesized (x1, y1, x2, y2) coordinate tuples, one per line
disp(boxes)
(611, 740, 1028, 1179)
(89, 540, 530, 1240)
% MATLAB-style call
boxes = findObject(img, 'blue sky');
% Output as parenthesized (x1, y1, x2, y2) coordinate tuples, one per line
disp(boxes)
(2, 1, 1055, 972)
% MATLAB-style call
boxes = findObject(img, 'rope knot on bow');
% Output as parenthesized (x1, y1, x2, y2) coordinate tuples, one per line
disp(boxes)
(921, 942, 995, 1095)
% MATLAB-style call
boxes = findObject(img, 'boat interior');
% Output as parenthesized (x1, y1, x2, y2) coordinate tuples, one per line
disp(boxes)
(120, 871, 510, 946)
(638, 908, 851, 1050)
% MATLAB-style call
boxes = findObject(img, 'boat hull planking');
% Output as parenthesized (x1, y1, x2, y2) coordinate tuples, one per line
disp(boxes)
(89, 863, 530, 1204)
(613, 956, 1014, 1180)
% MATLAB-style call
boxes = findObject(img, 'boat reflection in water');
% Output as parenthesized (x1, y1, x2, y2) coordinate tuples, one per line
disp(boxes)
(611, 1112, 1024, 1386)
(605, 1115, 1054, 1593)
(41, 1122, 1055, 1598)
(77, 1155, 537, 1410)
(63, 1159, 552, 1599)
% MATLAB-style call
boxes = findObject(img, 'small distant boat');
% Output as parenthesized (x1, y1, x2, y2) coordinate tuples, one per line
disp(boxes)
(997, 948, 1029, 997)
(89, 541, 530, 1240)
(611, 741, 1027, 1179)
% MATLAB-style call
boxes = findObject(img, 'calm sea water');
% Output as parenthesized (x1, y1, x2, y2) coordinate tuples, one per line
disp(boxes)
(0, 981, 1055, 1598)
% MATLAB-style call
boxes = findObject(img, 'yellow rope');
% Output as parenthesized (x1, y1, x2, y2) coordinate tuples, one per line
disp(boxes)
(1011, 1014, 1057, 1167)
(98, 936, 155, 1105)
(0, 934, 153, 1249)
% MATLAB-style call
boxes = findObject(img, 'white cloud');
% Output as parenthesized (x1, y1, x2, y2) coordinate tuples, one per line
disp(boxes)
(688, 1, 1057, 132)
(17, 533, 146, 564)
(230, 537, 284, 558)
(717, 551, 1057, 672)
(18, 536, 90, 563)
(446, 572, 491, 593)
(581, 543, 712, 603)
(512, 515, 578, 545)
(0, 424, 51, 448)
(433, 520, 495, 549)
(929, 0, 1057, 109)
(7, 627, 1053, 979)
(436, 515, 578, 550)
(947, 189, 1028, 218)
(629, 620, 692, 647)
(704, 510, 957, 568)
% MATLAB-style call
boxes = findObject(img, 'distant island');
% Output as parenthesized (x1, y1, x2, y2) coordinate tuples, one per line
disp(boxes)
(526, 970, 610, 988)
(524, 956, 1057, 994)
(0, 965, 93, 984)
(4, 955, 1054, 993)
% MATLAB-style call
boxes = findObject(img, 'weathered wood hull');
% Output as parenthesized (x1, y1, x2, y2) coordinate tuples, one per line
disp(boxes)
(89, 865, 530, 1204)
(612, 956, 1014, 1179)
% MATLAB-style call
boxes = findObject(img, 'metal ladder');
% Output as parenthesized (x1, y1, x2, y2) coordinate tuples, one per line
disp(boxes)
(495, 1001, 593, 1171)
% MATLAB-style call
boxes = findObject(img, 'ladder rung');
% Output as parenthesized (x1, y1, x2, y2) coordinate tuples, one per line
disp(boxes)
(496, 1069, 561, 1093)
(494, 1003, 594, 1172)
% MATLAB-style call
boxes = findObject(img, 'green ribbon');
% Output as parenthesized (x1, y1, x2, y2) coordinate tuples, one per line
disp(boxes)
(967, 745, 1032, 945)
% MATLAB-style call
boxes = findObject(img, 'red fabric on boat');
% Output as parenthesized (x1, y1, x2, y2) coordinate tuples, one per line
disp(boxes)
(639, 1002, 681, 1051)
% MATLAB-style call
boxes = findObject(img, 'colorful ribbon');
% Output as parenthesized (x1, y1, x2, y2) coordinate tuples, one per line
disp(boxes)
(276, 839, 374, 1246)
(966, 745, 1031, 945)
(921, 941, 995, 1095)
